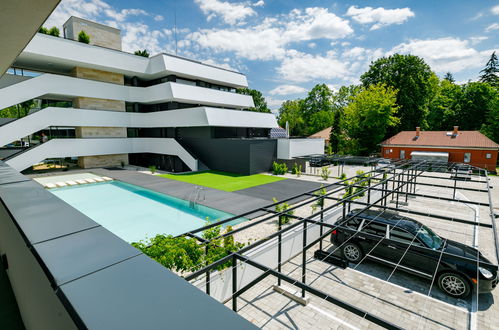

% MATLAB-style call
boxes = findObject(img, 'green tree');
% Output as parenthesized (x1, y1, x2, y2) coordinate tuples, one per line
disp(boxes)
(0, 100, 35, 119)
(134, 49, 150, 57)
(342, 84, 399, 155)
(236, 88, 271, 113)
(481, 94, 499, 143)
(479, 52, 498, 87)
(328, 110, 342, 153)
(331, 85, 361, 111)
(361, 54, 437, 131)
(48, 26, 60, 37)
(78, 30, 90, 44)
(456, 82, 497, 130)
(302, 83, 333, 120)
(427, 79, 462, 130)
(443, 72, 455, 83)
(277, 99, 307, 136)
(38, 26, 48, 34)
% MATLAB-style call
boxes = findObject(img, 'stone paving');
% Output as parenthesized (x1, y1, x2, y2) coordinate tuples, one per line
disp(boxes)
(223, 169, 499, 329)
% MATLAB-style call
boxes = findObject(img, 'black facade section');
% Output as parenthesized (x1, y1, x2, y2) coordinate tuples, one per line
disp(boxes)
(128, 153, 188, 172)
(179, 138, 277, 175)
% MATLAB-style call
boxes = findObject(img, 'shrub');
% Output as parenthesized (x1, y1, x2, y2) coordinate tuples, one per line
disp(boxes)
(132, 224, 244, 273)
(291, 163, 302, 177)
(48, 26, 60, 37)
(78, 30, 90, 44)
(273, 198, 294, 225)
(134, 49, 150, 57)
(313, 185, 327, 208)
(38, 26, 48, 34)
(339, 172, 347, 180)
(272, 161, 288, 175)
(321, 166, 330, 181)
(149, 165, 157, 174)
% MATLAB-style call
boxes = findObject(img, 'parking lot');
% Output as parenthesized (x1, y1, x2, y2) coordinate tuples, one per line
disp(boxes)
(228, 166, 499, 329)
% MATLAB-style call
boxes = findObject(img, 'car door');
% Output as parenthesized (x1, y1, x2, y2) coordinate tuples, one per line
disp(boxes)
(357, 221, 389, 258)
(387, 227, 433, 276)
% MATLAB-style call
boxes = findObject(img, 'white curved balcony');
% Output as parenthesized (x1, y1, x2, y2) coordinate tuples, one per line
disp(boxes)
(5, 138, 198, 172)
(16, 33, 248, 87)
(0, 106, 278, 147)
(0, 73, 254, 110)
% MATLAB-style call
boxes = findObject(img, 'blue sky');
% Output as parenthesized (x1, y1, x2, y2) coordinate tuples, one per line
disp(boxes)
(44, 0, 498, 109)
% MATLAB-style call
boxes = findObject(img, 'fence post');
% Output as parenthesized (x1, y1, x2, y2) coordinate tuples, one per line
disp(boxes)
(302, 220, 307, 298)
(205, 245, 210, 295)
(277, 215, 282, 286)
(232, 255, 237, 311)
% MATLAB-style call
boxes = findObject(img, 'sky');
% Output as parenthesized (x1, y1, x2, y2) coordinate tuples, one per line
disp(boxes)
(43, 0, 499, 110)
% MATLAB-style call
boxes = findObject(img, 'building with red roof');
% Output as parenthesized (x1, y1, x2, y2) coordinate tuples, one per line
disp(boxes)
(380, 126, 499, 171)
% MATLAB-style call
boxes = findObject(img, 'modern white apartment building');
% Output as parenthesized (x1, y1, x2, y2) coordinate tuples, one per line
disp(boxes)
(0, 16, 284, 174)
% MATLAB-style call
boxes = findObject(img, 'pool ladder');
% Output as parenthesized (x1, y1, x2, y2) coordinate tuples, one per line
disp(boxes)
(189, 187, 205, 208)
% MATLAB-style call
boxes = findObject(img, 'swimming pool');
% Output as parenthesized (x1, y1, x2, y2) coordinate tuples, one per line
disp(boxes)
(49, 181, 243, 243)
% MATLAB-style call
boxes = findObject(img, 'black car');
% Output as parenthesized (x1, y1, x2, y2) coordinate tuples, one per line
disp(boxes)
(331, 209, 498, 298)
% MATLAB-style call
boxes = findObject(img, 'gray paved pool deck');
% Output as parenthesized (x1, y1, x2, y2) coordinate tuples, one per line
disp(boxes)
(84, 169, 324, 218)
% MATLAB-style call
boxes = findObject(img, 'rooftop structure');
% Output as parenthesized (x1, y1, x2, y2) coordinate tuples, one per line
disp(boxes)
(381, 126, 499, 171)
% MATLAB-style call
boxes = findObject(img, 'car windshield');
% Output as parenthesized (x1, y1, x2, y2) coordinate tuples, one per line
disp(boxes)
(416, 225, 443, 249)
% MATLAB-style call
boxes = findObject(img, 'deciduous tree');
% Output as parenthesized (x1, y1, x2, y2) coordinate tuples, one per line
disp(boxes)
(236, 88, 271, 113)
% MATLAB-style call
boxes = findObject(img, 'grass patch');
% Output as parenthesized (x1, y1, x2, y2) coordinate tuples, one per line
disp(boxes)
(160, 170, 286, 192)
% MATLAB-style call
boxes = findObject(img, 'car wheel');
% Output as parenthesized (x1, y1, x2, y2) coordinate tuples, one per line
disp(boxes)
(437, 272, 471, 298)
(342, 243, 363, 263)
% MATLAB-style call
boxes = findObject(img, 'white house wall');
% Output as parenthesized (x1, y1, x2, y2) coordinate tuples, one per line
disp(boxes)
(16, 34, 248, 87)
(5, 138, 198, 171)
(277, 139, 325, 159)
(0, 107, 278, 147)
(0, 73, 254, 110)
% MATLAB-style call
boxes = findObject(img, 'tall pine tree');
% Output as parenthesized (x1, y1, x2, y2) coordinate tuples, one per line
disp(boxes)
(479, 52, 498, 87)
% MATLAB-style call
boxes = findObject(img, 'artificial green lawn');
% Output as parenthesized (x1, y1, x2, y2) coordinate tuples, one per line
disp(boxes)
(159, 170, 287, 192)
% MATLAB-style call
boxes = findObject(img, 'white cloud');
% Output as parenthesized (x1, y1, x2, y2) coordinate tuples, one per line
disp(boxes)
(269, 84, 307, 95)
(104, 8, 148, 22)
(346, 6, 415, 30)
(308, 42, 316, 48)
(265, 96, 285, 110)
(253, 0, 264, 7)
(154, 15, 164, 21)
(469, 36, 488, 45)
(491, 5, 499, 15)
(187, 7, 352, 60)
(388, 37, 493, 73)
(485, 23, 499, 32)
(277, 51, 349, 82)
(194, 0, 257, 25)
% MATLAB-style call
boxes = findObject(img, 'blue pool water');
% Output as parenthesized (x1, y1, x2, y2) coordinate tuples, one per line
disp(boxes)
(50, 181, 243, 243)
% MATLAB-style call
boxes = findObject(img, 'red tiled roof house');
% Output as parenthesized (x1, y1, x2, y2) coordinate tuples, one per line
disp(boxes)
(380, 126, 499, 171)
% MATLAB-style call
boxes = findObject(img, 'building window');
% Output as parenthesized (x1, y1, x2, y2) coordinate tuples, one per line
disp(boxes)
(400, 150, 405, 159)
(486, 153, 492, 159)
(464, 153, 471, 163)
(385, 149, 389, 155)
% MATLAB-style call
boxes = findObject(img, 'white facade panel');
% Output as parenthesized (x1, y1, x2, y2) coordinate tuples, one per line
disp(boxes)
(277, 138, 325, 160)
(17, 34, 248, 88)
(6, 138, 198, 171)
(0, 107, 278, 148)
(0, 74, 253, 110)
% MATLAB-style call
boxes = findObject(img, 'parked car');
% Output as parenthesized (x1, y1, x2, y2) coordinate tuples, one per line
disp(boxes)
(375, 159, 394, 173)
(331, 209, 498, 298)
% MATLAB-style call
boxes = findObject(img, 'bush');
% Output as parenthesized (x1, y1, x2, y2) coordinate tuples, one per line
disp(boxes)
(291, 163, 302, 177)
(78, 30, 90, 44)
(48, 26, 60, 37)
(339, 172, 347, 180)
(273, 198, 294, 225)
(134, 49, 150, 57)
(132, 224, 244, 273)
(149, 165, 157, 174)
(38, 26, 48, 34)
(313, 185, 327, 208)
(272, 161, 288, 175)
(321, 166, 330, 180)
